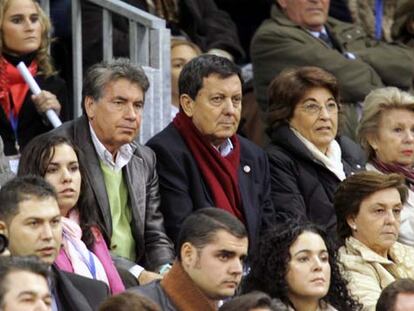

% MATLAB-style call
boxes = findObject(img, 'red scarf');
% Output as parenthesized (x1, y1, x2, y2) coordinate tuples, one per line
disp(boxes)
(0, 57, 38, 120)
(173, 112, 244, 222)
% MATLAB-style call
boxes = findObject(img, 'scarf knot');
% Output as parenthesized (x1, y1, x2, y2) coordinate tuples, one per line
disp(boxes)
(173, 112, 244, 222)
(0, 56, 38, 120)
(372, 158, 414, 190)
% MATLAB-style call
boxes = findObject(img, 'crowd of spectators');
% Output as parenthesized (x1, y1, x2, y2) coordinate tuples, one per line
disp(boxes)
(1, 0, 414, 310)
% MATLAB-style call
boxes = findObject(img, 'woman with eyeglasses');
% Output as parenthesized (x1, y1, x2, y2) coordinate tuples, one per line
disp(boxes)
(266, 66, 365, 236)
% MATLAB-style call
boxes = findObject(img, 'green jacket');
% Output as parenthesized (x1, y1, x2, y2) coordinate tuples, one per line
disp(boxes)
(251, 5, 414, 111)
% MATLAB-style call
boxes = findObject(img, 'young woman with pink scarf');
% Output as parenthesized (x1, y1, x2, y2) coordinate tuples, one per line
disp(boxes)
(18, 134, 125, 294)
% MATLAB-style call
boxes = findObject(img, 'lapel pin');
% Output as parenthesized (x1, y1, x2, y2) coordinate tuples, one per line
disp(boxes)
(243, 165, 251, 173)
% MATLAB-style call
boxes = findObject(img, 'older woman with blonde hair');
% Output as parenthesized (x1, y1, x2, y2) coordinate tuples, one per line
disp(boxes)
(358, 87, 414, 246)
(335, 171, 414, 311)
(266, 66, 365, 236)
(0, 0, 67, 155)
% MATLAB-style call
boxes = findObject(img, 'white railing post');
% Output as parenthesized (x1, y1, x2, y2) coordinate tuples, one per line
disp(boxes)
(43, 0, 171, 143)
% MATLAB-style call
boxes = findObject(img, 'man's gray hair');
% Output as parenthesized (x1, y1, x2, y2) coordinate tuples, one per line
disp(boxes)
(82, 58, 150, 113)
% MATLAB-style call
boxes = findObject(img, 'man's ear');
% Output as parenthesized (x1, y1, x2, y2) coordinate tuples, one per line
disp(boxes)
(180, 242, 197, 269)
(277, 0, 287, 9)
(180, 94, 194, 118)
(0, 221, 8, 237)
(84, 96, 96, 120)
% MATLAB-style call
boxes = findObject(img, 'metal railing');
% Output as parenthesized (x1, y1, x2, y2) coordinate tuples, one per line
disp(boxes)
(41, 0, 172, 143)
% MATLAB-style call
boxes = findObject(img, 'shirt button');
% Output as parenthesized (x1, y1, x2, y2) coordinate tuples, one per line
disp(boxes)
(243, 165, 251, 173)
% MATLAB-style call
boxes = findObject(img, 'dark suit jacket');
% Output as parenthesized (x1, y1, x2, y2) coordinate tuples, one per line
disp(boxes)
(50, 116, 174, 270)
(146, 123, 274, 251)
(52, 266, 109, 311)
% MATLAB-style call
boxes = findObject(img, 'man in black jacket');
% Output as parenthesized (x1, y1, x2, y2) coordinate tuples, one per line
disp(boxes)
(0, 176, 108, 311)
(0, 256, 52, 311)
(146, 55, 274, 252)
(132, 208, 248, 311)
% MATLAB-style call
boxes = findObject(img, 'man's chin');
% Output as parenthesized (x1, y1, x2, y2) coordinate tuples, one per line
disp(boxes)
(116, 135, 138, 145)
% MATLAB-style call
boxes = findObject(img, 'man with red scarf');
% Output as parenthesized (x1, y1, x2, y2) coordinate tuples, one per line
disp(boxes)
(146, 54, 274, 251)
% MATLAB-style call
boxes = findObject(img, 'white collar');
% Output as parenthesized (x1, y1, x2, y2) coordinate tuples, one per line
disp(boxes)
(291, 126, 345, 181)
(308, 26, 328, 38)
(212, 138, 234, 157)
(89, 123, 134, 172)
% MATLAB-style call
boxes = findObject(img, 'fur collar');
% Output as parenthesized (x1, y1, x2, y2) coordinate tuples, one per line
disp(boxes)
(161, 261, 217, 311)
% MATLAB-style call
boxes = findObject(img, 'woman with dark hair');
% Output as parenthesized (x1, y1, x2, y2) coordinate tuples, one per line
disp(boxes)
(18, 134, 124, 294)
(266, 66, 365, 236)
(244, 221, 361, 311)
(335, 171, 414, 310)
(0, 0, 68, 156)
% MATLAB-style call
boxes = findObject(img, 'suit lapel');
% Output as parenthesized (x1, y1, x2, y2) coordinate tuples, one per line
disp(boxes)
(238, 146, 258, 246)
(73, 116, 113, 238)
(124, 147, 145, 254)
(52, 266, 93, 311)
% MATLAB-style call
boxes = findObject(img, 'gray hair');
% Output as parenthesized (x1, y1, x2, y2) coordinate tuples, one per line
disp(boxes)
(82, 58, 150, 114)
(357, 87, 414, 160)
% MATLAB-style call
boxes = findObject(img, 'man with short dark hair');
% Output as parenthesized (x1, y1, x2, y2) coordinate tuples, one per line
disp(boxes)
(147, 54, 274, 251)
(0, 176, 108, 311)
(376, 279, 414, 311)
(132, 208, 249, 311)
(50, 58, 174, 284)
(0, 256, 51, 311)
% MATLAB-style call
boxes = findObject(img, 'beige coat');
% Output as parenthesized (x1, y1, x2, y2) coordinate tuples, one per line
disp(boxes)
(339, 236, 414, 311)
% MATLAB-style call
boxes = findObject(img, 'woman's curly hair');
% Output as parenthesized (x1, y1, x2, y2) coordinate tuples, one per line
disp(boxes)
(243, 221, 362, 311)
(0, 0, 56, 77)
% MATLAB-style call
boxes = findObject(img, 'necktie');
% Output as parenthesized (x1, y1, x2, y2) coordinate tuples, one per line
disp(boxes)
(319, 32, 333, 48)
(375, 0, 383, 40)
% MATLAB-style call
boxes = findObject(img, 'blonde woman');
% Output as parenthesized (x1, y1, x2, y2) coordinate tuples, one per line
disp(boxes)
(0, 0, 67, 155)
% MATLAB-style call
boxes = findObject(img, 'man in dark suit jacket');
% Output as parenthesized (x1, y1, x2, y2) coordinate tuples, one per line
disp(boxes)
(146, 55, 274, 252)
(0, 176, 108, 311)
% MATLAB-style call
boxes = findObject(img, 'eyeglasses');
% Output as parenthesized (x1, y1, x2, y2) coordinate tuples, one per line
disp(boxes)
(300, 101, 338, 115)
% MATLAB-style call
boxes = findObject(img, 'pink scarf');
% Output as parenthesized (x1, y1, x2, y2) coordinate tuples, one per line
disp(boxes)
(60, 217, 109, 284)
(55, 211, 125, 293)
